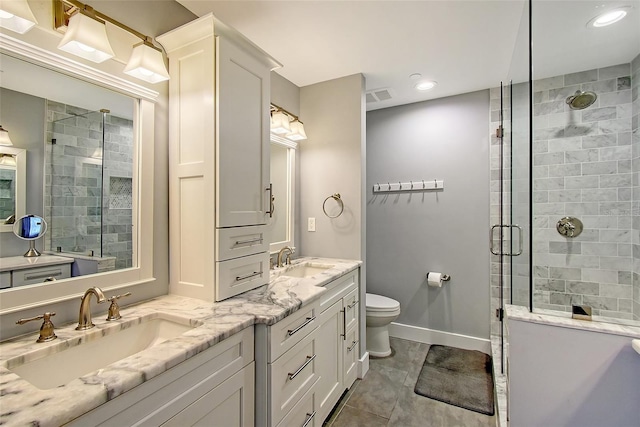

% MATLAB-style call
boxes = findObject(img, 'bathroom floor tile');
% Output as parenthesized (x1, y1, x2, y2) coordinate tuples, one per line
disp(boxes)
(328, 337, 496, 427)
(330, 405, 389, 427)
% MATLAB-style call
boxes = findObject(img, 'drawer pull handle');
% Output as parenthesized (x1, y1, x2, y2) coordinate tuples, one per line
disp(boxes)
(347, 340, 359, 352)
(287, 316, 316, 336)
(25, 271, 62, 281)
(341, 308, 346, 340)
(235, 271, 262, 282)
(347, 300, 359, 309)
(288, 354, 316, 380)
(234, 237, 263, 247)
(302, 411, 316, 427)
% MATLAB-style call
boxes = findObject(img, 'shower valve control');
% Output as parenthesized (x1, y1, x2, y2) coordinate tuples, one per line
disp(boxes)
(557, 216, 583, 238)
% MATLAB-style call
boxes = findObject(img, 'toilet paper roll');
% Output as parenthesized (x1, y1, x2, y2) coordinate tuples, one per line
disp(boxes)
(427, 272, 443, 288)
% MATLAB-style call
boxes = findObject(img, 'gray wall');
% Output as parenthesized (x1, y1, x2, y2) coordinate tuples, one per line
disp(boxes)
(0, 88, 45, 257)
(299, 74, 365, 260)
(508, 319, 640, 426)
(367, 90, 491, 340)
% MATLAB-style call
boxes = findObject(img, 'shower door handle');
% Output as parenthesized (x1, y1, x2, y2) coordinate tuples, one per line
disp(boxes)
(490, 224, 523, 256)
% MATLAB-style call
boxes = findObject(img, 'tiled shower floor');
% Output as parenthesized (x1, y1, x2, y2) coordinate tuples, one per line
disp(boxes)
(324, 337, 497, 427)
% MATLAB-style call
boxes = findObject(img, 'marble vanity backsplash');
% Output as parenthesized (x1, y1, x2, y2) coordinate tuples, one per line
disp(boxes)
(0, 257, 361, 427)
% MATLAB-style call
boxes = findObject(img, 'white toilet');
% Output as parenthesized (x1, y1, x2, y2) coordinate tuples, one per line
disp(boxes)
(365, 293, 401, 357)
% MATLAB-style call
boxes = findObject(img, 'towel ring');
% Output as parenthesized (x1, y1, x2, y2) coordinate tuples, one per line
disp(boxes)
(323, 193, 344, 218)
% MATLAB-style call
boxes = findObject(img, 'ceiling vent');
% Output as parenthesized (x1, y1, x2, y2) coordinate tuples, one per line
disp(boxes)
(366, 88, 395, 103)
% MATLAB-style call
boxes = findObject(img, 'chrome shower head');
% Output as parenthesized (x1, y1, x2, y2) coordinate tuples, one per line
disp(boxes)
(565, 90, 597, 110)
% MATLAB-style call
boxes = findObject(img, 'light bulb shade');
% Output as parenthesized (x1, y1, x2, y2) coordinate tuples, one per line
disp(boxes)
(0, 0, 37, 34)
(270, 111, 291, 134)
(124, 42, 170, 83)
(0, 126, 13, 146)
(0, 154, 16, 166)
(58, 12, 115, 63)
(286, 120, 307, 141)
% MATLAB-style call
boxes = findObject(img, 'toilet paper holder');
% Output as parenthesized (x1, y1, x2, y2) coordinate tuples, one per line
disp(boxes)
(427, 272, 451, 281)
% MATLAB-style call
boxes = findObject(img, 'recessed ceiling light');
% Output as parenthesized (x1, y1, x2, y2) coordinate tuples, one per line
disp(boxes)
(589, 6, 631, 27)
(409, 73, 422, 80)
(415, 81, 437, 91)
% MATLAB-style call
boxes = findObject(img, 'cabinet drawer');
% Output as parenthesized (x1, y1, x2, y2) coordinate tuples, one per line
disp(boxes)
(344, 288, 359, 333)
(216, 225, 269, 261)
(318, 270, 357, 314)
(276, 379, 318, 427)
(270, 331, 318, 426)
(0, 271, 10, 289)
(12, 264, 71, 287)
(269, 300, 319, 362)
(216, 252, 269, 301)
(343, 327, 359, 390)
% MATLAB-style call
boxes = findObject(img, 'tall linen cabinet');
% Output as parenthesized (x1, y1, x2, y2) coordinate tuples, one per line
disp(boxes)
(158, 14, 281, 302)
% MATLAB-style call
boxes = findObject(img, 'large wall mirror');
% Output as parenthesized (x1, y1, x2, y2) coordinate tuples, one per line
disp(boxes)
(269, 135, 296, 253)
(0, 35, 157, 313)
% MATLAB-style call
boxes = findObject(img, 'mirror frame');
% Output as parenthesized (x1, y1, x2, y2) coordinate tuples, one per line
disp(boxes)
(0, 34, 157, 315)
(0, 147, 26, 233)
(269, 134, 296, 254)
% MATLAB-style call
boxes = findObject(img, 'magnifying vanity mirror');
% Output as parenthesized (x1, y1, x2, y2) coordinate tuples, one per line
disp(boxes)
(0, 33, 157, 314)
(13, 215, 47, 257)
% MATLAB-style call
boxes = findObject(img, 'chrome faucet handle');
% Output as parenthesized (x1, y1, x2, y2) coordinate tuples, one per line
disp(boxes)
(16, 312, 57, 343)
(106, 292, 132, 321)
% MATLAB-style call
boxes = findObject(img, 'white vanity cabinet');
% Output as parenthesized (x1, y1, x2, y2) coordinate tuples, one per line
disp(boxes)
(256, 300, 321, 427)
(158, 14, 280, 302)
(0, 255, 72, 288)
(69, 327, 255, 427)
(315, 269, 360, 423)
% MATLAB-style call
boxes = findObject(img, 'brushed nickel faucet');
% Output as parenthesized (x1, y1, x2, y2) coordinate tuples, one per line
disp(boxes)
(276, 246, 294, 268)
(76, 287, 106, 330)
(16, 312, 57, 343)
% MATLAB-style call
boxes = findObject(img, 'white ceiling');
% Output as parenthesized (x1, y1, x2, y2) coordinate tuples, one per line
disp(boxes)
(177, 0, 640, 111)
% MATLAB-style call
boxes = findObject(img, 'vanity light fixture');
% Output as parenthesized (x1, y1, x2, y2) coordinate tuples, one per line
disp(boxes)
(270, 104, 307, 141)
(0, 125, 13, 146)
(270, 110, 291, 135)
(0, 154, 17, 166)
(589, 6, 631, 27)
(57, 8, 115, 63)
(286, 120, 307, 141)
(123, 39, 170, 83)
(0, 0, 38, 34)
(54, 0, 169, 83)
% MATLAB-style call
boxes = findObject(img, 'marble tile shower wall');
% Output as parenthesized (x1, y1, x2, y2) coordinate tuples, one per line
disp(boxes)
(532, 63, 634, 319)
(632, 53, 640, 321)
(44, 101, 133, 270)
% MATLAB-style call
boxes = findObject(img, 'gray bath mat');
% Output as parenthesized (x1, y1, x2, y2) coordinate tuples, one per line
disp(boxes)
(414, 345, 495, 415)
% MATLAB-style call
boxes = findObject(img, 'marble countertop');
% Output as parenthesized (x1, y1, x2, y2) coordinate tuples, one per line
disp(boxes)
(506, 305, 640, 339)
(0, 255, 74, 272)
(0, 257, 361, 427)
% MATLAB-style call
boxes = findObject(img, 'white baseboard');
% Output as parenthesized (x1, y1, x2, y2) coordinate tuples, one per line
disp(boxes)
(389, 322, 491, 353)
(357, 352, 369, 378)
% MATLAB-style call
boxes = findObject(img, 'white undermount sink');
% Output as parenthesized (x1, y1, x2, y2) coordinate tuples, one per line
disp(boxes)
(7, 314, 200, 390)
(282, 263, 334, 278)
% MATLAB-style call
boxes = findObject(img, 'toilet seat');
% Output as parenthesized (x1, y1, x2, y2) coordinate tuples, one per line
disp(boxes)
(366, 293, 400, 312)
